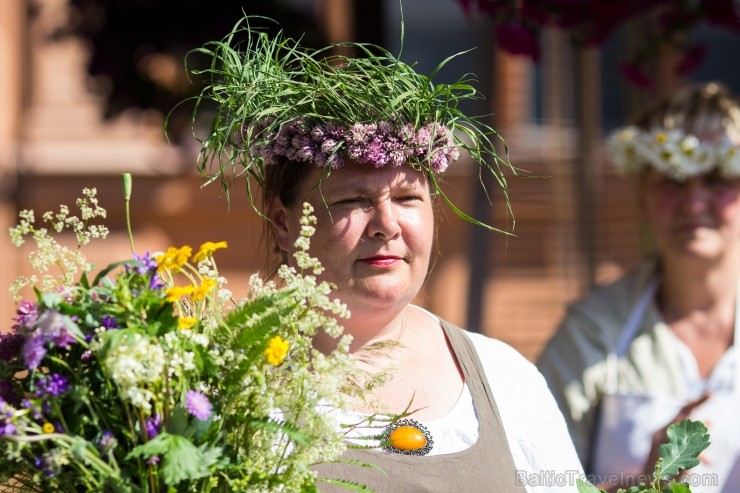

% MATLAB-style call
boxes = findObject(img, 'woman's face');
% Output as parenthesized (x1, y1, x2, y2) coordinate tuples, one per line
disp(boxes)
(272, 161, 435, 315)
(639, 168, 740, 262)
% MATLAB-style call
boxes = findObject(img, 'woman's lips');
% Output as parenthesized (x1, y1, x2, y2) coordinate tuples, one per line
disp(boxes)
(674, 221, 713, 234)
(359, 256, 401, 267)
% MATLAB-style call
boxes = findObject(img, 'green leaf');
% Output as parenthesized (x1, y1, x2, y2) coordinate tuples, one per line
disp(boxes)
(657, 419, 710, 479)
(316, 477, 374, 492)
(666, 482, 692, 493)
(91, 260, 130, 286)
(168, 405, 191, 437)
(68, 435, 100, 465)
(576, 477, 604, 493)
(127, 432, 211, 485)
(251, 416, 311, 447)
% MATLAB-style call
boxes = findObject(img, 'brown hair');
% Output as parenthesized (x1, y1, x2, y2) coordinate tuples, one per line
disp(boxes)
(258, 157, 318, 278)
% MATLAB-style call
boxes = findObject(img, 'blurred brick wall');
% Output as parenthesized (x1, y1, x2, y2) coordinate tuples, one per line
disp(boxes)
(0, 0, 650, 363)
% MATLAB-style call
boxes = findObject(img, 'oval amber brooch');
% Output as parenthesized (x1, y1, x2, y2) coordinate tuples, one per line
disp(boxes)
(381, 418, 433, 456)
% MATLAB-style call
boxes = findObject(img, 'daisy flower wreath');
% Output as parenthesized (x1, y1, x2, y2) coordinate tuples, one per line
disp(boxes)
(181, 14, 516, 233)
(607, 125, 740, 180)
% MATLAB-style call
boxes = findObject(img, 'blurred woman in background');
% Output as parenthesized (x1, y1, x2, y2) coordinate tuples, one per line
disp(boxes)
(538, 81, 740, 492)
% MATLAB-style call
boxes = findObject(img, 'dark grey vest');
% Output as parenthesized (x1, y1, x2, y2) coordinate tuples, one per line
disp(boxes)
(315, 319, 527, 492)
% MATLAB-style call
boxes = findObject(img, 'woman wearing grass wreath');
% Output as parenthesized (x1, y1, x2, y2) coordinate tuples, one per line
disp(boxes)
(537, 82, 740, 492)
(187, 15, 582, 492)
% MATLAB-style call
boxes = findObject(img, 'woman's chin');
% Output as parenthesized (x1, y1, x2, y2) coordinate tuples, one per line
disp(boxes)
(342, 283, 418, 312)
(666, 241, 727, 261)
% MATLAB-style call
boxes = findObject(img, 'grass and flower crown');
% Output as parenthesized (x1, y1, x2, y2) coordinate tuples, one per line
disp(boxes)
(184, 14, 515, 232)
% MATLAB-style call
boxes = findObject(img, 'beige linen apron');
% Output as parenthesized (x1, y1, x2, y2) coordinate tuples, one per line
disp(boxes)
(591, 278, 740, 492)
(315, 319, 526, 493)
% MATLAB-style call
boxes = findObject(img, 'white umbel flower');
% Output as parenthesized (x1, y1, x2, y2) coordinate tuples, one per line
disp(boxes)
(104, 333, 166, 411)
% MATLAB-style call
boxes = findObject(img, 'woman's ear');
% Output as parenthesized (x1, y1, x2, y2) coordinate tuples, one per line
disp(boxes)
(270, 200, 293, 253)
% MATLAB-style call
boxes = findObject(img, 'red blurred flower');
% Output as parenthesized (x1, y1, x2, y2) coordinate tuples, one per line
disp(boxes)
(619, 62, 653, 89)
(676, 42, 707, 75)
(457, 0, 739, 88)
(495, 20, 541, 61)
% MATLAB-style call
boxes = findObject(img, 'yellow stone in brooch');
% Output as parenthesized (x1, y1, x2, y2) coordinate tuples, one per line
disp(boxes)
(381, 418, 433, 456)
(389, 425, 427, 450)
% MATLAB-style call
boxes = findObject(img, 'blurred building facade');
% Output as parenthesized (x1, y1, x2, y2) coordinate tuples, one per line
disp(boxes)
(1, 0, 738, 360)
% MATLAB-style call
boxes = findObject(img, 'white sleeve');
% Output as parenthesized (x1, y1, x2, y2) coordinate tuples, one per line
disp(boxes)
(467, 331, 585, 493)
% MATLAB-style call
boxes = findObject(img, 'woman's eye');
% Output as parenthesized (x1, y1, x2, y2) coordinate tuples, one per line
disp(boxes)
(397, 195, 422, 202)
(704, 174, 732, 188)
(655, 177, 682, 190)
(335, 197, 364, 205)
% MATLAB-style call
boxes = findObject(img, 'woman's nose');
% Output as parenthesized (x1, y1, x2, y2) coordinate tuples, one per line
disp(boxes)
(367, 199, 401, 239)
(680, 178, 711, 213)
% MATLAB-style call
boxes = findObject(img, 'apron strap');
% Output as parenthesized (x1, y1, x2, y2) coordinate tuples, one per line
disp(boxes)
(588, 276, 658, 473)
(603, 277, 660, 394)
(615, 277, 660, 358)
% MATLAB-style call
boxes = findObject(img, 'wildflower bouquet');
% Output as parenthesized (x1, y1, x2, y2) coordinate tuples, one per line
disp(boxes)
(0, 180, 373, 492)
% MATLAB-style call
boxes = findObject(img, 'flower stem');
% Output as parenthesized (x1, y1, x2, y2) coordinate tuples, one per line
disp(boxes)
(121, 172, 135, 253)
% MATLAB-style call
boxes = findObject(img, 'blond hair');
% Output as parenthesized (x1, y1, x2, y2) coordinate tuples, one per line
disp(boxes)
(633, 82, 740, 145)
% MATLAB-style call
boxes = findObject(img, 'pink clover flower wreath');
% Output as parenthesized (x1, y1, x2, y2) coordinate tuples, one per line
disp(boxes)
(250, 118, 461, 173)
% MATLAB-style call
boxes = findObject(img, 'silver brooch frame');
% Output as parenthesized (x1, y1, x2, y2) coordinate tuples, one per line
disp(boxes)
(381, 418, 434, 456)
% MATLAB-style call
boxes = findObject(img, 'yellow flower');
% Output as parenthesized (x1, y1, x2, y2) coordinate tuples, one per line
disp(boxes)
(193, 241, 228, 264)
(165, 285, 195, 303)
(157, 245, 193, 273)
(178, 317, 197, 330)
(42, 422, 55, 434)
(191, 278, 217, 301)
(264, 336, 289, 366)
